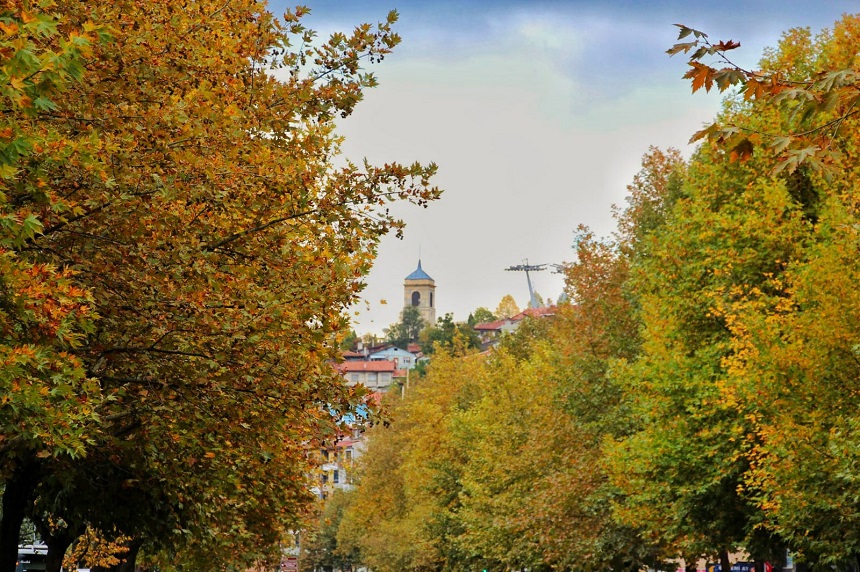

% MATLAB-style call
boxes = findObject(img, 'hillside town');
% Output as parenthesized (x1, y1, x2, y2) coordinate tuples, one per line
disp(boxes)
(314, 260, 558, 501)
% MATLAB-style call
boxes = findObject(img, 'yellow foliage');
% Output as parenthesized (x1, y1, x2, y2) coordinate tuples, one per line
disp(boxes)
(65, 528, 131, 570)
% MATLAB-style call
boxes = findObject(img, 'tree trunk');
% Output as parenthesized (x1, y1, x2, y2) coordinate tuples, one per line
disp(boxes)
(685, 554, 699, 572)
(720, 550, 732, 572)
(0, 459, 41, 572)
(43, 528, 80, 572)
(44, 537, 72, 572)
(116, 539, 141, 572)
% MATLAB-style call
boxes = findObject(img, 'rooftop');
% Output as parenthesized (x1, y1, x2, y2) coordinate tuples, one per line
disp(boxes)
(474, 306, 558, 331)
(405, 259, 433, 281)
(335, 360, 398, 373)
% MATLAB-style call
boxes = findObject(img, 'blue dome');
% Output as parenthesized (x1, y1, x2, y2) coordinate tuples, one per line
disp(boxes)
(405, 260, 433, 281)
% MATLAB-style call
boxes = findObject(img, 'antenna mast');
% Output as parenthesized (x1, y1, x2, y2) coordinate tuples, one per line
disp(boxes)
(505, 259, 547, 308)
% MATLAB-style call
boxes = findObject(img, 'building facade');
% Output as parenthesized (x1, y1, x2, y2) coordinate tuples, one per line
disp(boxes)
(312, 429, 367, 500)
(335, 359, 401, 391)
(368, 345, 419, 370)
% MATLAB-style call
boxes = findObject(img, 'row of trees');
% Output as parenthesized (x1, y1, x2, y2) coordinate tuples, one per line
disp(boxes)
(302, 13, 860, 572)
(0, 1, 438, 571)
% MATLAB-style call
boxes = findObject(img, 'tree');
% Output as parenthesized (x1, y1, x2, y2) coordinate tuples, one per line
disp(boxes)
(453, 345, 561, 570)
(0, 1, 440, 570)
(0, 7, 108, 570)
(521, 149, 684, 572)
(419, 313, 479, 355)
(340, 330, 359, 351)
(300, 490, 362, 572)
(668, 19, 860, 174)
(705, 17, 860, 565)
(338, 349, 487, 572)
(605, 63, 813, 569)
(466, 306, 495, 327)
(654, 15, 860, 566)
(384, 306, 425, 348)
(494, 294, 520, 319)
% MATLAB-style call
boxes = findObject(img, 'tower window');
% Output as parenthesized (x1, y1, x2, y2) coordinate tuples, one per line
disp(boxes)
(430, 292, 434, 307)
(411, 291, 420, 306)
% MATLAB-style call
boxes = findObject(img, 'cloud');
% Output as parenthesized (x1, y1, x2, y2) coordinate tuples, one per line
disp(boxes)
(265, 0, 860, 334)
(332, 38, 713, 331)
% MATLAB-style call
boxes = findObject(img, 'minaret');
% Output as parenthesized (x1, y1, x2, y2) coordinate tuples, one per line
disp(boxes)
(404, 260, 436, 325)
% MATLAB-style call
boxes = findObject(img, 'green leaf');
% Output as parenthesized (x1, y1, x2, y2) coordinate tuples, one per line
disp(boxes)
(32, 95, 57, 111)
(21, 213, 43, 239)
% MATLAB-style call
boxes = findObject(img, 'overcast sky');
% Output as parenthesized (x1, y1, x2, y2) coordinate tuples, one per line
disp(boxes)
(268, 0, 858, 335)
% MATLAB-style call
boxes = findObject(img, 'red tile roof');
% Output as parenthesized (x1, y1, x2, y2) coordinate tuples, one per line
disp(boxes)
(337, 435, 360, 448)
(474, 306, 557, 331)
(515, 306, 556, 319)
(335, 360, 397, 373)
(474, 319, 511, 331)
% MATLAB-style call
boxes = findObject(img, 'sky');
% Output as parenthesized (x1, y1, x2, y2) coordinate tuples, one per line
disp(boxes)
(268, 0, 858, 335)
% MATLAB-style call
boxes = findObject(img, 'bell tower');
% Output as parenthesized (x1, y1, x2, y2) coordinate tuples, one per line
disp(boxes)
(404, 260, 436, 325)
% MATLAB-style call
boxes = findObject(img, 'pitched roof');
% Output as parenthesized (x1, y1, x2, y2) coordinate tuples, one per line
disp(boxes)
(474, 306, 558, 331)
(515, 306, 556, 319)
(337, 435, 361, 448)
(367, 343, 393, 353)
(368, 345, 412, 356)
(335, 360, 397, 373)
(405, 259, 433, 281)
(474, 319, 512, 331)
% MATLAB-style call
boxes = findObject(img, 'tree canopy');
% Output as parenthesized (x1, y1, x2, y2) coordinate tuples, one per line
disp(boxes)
(0, 1, 439, 570)
(494, 294, 520, 319)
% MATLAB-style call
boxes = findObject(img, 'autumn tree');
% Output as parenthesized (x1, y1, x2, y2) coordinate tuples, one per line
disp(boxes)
(0, 7, 107, 570)
(668, 18, 860, 173)
(698, 16, 860, 565)
(338, 348, 487, 572)
(647, 14, 860, 567)
(494, 294, 520, 319)
(452, 344, 564, 570)
(0, 1, 439, 570)
(522, 148, 685, 572)
(605, 27, 836, 567)
(300, 490, 362, 572)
